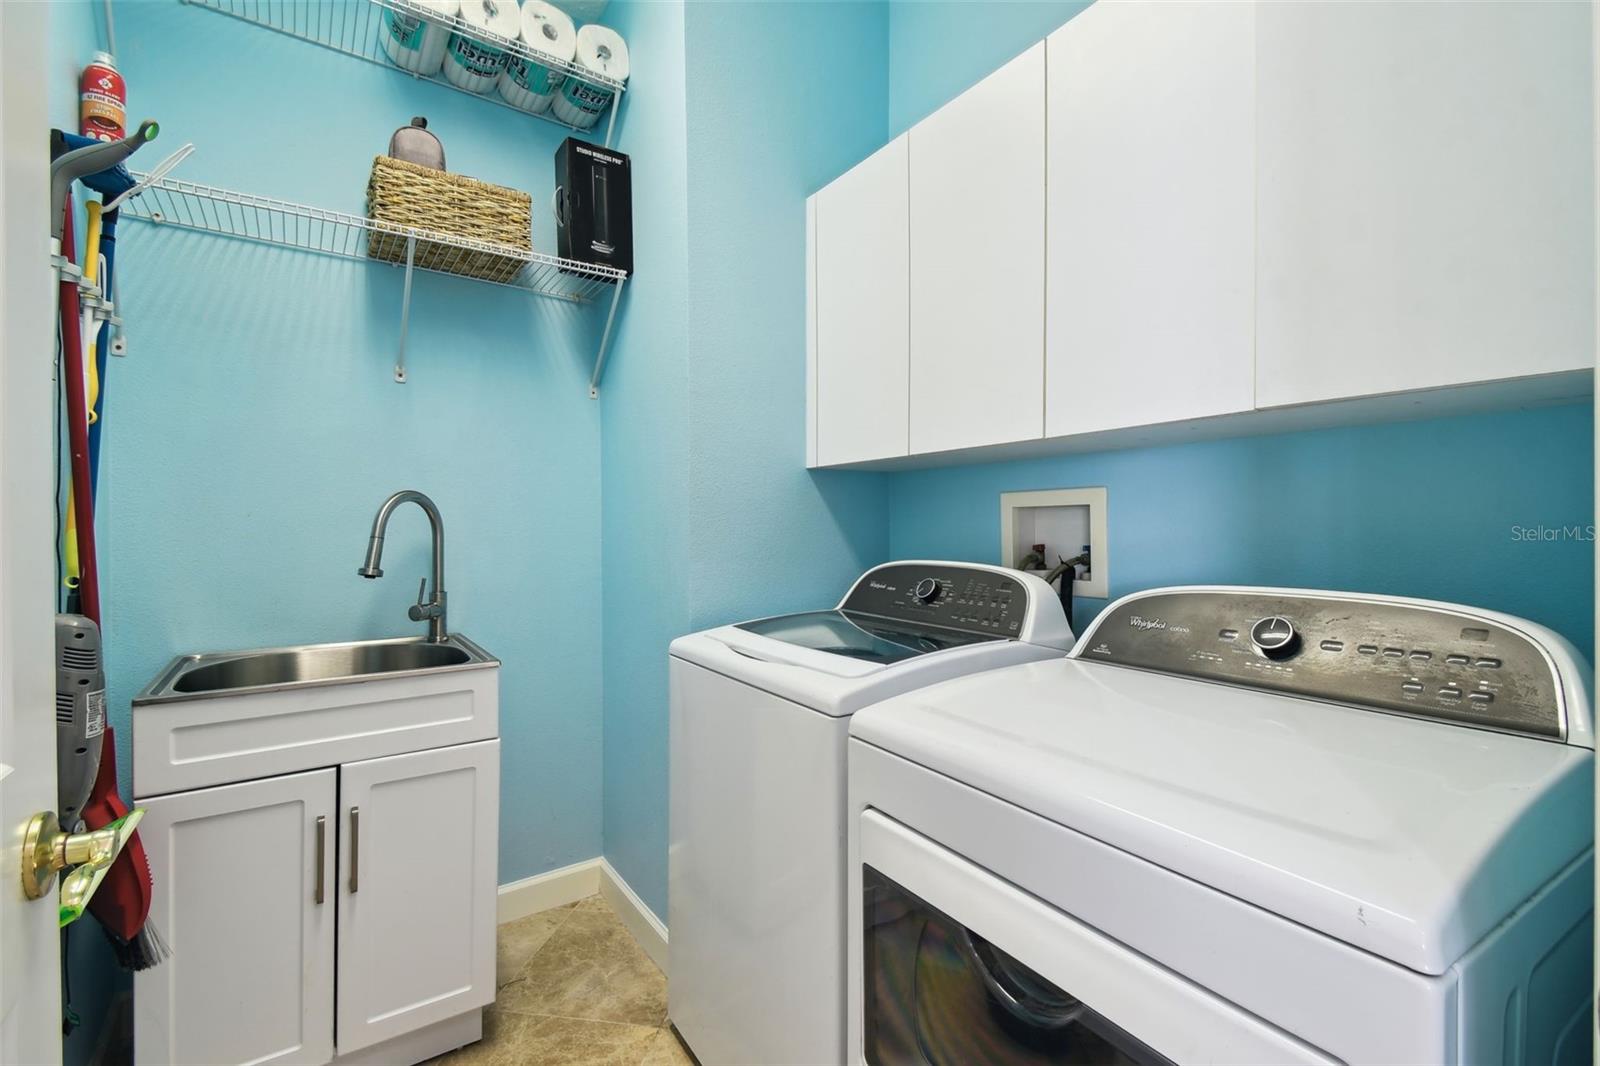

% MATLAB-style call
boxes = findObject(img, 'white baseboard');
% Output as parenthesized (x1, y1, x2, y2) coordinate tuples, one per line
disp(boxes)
(599, 858, 669, 974)
(496, 856, 668, 976)
(497, 858, 602, 924)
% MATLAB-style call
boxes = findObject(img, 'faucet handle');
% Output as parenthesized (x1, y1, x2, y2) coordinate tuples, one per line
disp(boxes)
(408, 577, 429, 621)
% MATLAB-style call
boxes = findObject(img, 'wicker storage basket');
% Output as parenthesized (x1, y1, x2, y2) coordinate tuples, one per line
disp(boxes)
(365, 156, 532, 284)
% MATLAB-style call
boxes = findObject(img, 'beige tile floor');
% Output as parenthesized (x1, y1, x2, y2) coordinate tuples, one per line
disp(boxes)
(431, 895, 695, 1066)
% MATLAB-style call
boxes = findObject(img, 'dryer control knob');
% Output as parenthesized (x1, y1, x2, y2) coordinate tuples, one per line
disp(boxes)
(1250, 616, 1301, 660)
(912, 578, 942, 604)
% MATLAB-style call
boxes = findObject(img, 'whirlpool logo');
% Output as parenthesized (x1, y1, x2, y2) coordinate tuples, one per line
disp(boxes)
(1128, 615, 1167, 632)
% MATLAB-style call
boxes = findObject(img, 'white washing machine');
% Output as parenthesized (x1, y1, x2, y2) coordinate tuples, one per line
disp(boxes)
(669, 561, 1073, 1066)
(847, 586, 1595, 1065)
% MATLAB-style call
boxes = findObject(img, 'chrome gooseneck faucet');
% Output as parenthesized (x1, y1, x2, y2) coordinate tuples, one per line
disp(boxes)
(358, 490, 448, 642)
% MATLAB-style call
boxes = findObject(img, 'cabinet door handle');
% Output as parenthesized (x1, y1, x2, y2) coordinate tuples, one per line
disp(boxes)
(348, 806, 360, 894)
(315, 815, 327, 905)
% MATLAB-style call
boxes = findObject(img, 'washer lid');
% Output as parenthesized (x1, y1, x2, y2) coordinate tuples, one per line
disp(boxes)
(735, 610, 1001, 666)
(850, 657, 1595, 975)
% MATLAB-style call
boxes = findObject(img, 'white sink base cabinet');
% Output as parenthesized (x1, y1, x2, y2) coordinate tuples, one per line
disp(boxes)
(132, 662, 500, 1066)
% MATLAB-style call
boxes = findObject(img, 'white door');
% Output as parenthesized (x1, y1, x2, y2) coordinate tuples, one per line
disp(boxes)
(909, 43, 1046, 455)
(1045, 1, 1255, 436)
(811, 135, 910, 467)
(1256, 0, 1594, 407)
(0, 4, 64, 1063)
(336, 740, 498, 1054)
(135, 770, 337, 1066)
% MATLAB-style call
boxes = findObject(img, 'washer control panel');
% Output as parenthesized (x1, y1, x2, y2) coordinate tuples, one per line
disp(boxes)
(1078, 591, 1564, 739)
(842, 564, 1029, 638)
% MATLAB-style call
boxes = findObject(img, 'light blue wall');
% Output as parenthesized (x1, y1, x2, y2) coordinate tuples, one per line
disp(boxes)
(888, 0, 1089, 135)
(88, 3, 607, 881)
(598, 0, 894, 920)
(890, 404, 1597, 653)
(683, 1, 891, 635)
(598, 0, 694, 923)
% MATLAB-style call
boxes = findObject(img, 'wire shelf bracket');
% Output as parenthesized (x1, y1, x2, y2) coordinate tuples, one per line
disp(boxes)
(589, 277, 626, 399)
(184, 0, 627, 148)
(120, 172, 629, 392)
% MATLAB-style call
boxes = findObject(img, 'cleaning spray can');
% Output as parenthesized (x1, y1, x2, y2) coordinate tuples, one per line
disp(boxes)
(80, 52, 126, 143)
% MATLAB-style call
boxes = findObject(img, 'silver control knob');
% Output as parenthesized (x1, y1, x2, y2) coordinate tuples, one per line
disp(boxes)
(912, 578, 942, 605)
(1250, 616, 1300, 660)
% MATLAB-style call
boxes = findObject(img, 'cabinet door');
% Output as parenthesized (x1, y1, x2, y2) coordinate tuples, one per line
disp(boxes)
(1045, 2, 1255, 436)
(909, 43, 1046, 454)
(136, 769, 336, 1066)
(1256, 0, 1594, 407)
(811, 136, 910, 467)
(336, 739, 499, 1053)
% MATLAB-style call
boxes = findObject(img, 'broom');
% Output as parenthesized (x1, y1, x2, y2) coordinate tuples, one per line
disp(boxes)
(58, 197, 166, 970)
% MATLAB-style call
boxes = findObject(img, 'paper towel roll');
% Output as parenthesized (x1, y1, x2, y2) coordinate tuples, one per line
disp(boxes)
(497, 1, 577, 114)
(551, 23, 628, 129)
(379, 0, 460, 76)
(445, 0, 521, 94)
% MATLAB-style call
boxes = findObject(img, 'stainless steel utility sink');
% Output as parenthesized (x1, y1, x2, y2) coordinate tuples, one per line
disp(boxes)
(136, 634, 498, 703)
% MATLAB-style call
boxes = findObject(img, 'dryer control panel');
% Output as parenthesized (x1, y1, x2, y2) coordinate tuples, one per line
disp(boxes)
(842, 564, 1030, 639)
(1077, 590, 1566, 739)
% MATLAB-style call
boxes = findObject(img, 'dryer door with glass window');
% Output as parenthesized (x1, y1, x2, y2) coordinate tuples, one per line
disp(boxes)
(857, 811, 1335, 1066)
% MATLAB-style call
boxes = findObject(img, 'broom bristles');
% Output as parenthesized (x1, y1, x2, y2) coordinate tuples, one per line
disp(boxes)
(102, 919, 170, 972)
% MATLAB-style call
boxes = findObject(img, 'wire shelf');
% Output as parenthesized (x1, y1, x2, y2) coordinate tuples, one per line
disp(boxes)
(184, 0, 626, 145)
(119, 171, 630, 390)
(120, 173, 627, 302)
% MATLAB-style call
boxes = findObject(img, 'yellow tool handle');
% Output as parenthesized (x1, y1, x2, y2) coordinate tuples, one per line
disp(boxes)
(83, 202, 103, 425)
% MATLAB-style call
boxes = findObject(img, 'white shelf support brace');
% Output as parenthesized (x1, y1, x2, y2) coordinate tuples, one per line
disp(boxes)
(395, 233, 416, 384)
(589, 276, 627, 399)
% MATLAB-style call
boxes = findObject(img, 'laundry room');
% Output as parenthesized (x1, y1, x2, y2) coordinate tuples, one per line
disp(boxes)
(3, 0, 1593, 1064)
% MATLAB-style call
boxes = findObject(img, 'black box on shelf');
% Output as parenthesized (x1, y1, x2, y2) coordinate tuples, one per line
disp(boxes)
(554, 138, 633, 280)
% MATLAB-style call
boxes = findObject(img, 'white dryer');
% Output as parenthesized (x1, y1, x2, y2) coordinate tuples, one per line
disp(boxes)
(847, 586, 1595, 1065)
(669, 562, 1073, 1066)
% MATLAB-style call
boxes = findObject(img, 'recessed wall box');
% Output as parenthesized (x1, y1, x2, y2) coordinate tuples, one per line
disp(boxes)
(1000, 487, 1109, 600)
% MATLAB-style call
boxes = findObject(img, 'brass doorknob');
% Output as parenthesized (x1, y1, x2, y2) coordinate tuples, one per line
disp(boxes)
(21, 808, 143, 925)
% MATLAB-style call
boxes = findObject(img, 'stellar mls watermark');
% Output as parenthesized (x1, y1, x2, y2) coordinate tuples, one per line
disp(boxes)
(1510, 525, 1596, 542)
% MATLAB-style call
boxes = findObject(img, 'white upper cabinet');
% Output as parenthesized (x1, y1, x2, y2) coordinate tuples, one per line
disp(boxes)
(810, 136, 910, 467)
(1256, 0, 1595, 408)
(909, 42, 1047, 455)
(1045, 1, 1255, 436)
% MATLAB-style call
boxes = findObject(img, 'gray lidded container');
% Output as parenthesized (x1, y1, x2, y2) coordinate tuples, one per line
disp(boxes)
(388, 116, 446, 170)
